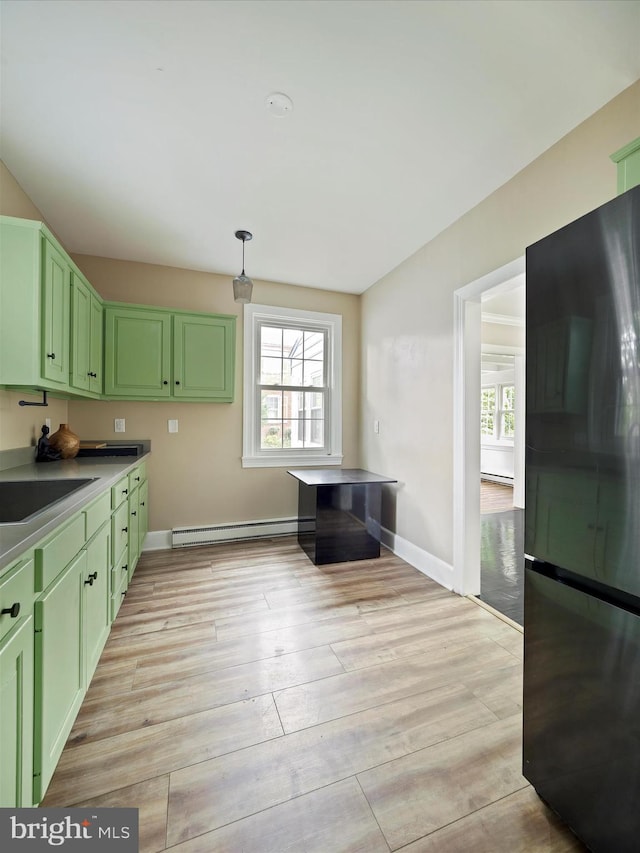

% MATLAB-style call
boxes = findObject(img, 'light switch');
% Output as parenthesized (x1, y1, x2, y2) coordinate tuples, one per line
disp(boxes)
(45, 418, 51, 431)
(114, 418, 125, 433)
(374, 419, 380, 434)
(168, 419, 179, 433)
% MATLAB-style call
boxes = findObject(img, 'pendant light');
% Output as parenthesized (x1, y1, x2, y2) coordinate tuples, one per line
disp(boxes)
(233, 230, 253, 303)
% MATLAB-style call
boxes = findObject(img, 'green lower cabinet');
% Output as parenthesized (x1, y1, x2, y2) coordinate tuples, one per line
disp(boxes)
(139, 479, 149, 553)
(83, 522, 111, 685)
(110, 545, 129, 623)
(128, 487, 140, 583)
(0, 616, 34, 807)
(33, 550, 87, 804)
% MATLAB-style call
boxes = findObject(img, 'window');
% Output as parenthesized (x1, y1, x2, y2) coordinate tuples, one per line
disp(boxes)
(243, 304, 342, 467)
(481, 383, 515, 442)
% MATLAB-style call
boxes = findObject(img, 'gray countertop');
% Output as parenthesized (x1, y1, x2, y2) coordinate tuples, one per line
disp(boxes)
(0, 452, 151, 573)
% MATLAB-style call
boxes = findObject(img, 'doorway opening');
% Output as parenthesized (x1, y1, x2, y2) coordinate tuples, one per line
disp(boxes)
(452, 257, 525, 621)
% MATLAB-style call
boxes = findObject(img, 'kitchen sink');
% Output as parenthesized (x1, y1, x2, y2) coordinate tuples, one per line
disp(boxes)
(0, 478, 98, 524)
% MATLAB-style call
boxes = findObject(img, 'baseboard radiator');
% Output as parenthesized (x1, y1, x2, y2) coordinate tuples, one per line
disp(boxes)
(480, 474, 514, 486)
(171, 518, 298, 548)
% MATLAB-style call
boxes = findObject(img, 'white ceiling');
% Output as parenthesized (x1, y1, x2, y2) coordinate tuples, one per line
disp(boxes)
(1, 0, 639, 295)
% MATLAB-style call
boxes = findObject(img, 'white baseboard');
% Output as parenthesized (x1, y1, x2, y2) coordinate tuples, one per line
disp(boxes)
(380, 525, 454, 591)
(141, 530, 171, 551)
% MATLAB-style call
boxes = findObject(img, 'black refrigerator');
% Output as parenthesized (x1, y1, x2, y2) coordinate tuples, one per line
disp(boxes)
(523, 184, 640, 853)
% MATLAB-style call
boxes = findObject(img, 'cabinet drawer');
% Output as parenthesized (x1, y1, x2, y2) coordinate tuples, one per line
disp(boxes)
(111, 502, 129, 564)
(128, 462, 146, 492)
(34, 514, 85, 593)
(110, 544, 129, 596)
(111, 475, 129, 510)
(110, 588, 126, 623)
(84, 490, 111, 540)
(0, 556, 34, 642)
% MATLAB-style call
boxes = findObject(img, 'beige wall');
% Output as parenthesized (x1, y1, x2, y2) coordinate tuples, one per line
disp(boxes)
(0, 161, 70, 450)
(67, 257, 360, 532)
(361, 80, 640, 568)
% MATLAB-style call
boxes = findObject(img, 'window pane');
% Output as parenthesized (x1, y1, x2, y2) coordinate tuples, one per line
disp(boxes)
(283, 327, 303, 357)
(261, 421, 283, 448)
(261, 390, 281, 420)
(303, 361, 324, 387)
(481, 387, 496, 411)
(304, 418, 324, 448)
(304, 331, 324, 361)
(261, 326, 283, 357)
(502, 411, 515, 438)
(481, 412, 495, 436)
(260, 357, 282, 384)
(305, 391, 324, 418)
(502, 385, 515, 410)
(288, 390, 305, 418)
(282, 358, 303, 386)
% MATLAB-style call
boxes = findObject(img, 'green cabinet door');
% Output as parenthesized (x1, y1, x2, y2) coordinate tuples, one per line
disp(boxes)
(173, 314, 235, 400)
(41, 238, 70, 385)
(138, 479, 149, 555)
(70, 273, 91, 392)
(33, 550, 86, 804)
(89, 292, 103, 394)
(71, 272, 103, 395)
(0, 616, 34, 807)
(104, 306, 172, 397)
(128, 487, 140, 582)
(83, 523, 110, 685)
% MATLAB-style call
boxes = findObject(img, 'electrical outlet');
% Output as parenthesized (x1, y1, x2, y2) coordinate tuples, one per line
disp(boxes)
(114, 418, 126, 433)
(168, 419, 179, 433)
(374, 419, 380, 434)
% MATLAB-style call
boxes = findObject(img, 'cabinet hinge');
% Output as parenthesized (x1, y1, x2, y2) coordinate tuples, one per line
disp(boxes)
(34, 627, 43, 634)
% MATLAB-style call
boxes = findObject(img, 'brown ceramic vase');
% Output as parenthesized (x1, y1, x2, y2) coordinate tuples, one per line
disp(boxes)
(48, 423, 80, 459)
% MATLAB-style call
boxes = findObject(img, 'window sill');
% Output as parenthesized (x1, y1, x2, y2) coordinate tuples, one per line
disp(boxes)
(242, 453, 343, 469)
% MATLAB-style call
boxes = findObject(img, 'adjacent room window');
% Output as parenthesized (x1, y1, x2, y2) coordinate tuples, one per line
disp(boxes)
(243, 304, 343, 467)
(481, 383, 515, 442)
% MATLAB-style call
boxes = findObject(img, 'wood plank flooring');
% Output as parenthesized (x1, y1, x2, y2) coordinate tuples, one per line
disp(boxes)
(480, 480, 514, 514)
(42, 537, 587, 852)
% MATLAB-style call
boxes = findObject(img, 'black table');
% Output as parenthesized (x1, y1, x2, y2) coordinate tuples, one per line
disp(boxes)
(287, 468, 397, 565)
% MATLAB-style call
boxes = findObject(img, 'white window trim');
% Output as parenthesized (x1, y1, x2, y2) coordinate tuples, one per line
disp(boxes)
(242, 303, 343, 468)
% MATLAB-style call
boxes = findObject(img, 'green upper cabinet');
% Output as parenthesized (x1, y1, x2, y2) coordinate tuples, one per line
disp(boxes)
(105, 303, 235, 401)
(70, 271, 103, 396)
(611, 137, 640, 194)
(41, 238, 71, 385)
(0, 216, 97, 398)
(173, 313, 235, 399)
(0, 218, 71, 392)
(104, 305, 172, 397)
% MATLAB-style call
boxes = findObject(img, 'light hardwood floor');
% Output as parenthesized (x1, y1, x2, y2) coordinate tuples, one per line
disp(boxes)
(42, 538, 586, 852)
(480, 480, 514, 514)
